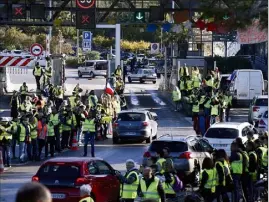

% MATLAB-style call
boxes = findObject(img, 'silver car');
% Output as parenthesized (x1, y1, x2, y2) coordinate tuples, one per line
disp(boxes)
(127, 69, 157, 84)
(112, 110, 158, 144)
(142, 135, 214, 184)
(248, 95, 268, 125)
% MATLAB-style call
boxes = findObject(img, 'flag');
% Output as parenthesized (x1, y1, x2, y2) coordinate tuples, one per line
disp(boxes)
(105, 82, 114, 95)
(227, 70, 237, 81)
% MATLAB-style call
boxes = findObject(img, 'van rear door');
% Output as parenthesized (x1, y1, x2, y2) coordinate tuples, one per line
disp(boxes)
(249, 71, 263, 99)
(236, 71, 249, 100)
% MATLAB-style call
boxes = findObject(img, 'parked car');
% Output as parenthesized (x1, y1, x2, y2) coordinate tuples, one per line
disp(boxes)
(112, 110, 158, 144)
(204, 122, 257, 156)
(77, 60, 108, 78)
(32, 157, 121, 202)
(136, 54, 146, 62)
(258, 110, 268, 131)
(127, 68, 157, 84)
(248, 95, 268, 125)
(142, 134, 214, 184)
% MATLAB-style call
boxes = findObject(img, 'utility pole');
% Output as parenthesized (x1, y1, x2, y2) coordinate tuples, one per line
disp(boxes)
(164, 47, 167, 90)
(76, 29, 79, 58)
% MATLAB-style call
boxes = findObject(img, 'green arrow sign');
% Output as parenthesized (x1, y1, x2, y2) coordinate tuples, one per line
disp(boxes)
(134, 11, 145, 22)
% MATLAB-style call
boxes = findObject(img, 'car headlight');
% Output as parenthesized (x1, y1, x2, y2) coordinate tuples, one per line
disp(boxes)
(152, 74, 157, 77)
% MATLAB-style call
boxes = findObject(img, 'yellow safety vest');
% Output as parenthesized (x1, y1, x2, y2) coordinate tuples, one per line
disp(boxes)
(186, 80, 193, 90)
(231, 152, 243, 174)
(258, 147, 268, 167)
(204, 99, 211, 109)
(62, 118, 72, 131)
(172, 90, 181, 102)
(69, 96, 76, 108)
(199, 96, 206, 105)
(0, 126, 12, 141)
(211, 104, 219, 116)
(30, 122, 38, 139)
(249, 151, 257, 181)
(45, 67, 52, 77)
(19, 124, 26, 142)
(205, 78, 214, 87)
(224, 95, 232, 106)
(162, 175, 176, 194)
(78, 196, 94, 202)
(50, 113, 59, 126)
(88, 95, 98, 108)
(192, 102, 199, 113)
(241, 151, 249, 173)
(200, 169, 217, 193)
(140, 177, 161, 201)
(115, 68, 122, 76)
(34, 66, 42, 76)
(47, 123, 55, 136)
(20, 86, 28, 95)
(215, 161, 226, 186)
(82, 119, 95, 132)
(180, 80, 185, 90)
(121, 171, 139, 199)
(192, 76, 200, 88)
(156, 158, 166, 174)
(56, 89, 63, 99)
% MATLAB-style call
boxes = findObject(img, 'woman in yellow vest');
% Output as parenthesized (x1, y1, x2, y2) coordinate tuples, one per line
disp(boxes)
(162, 160, 177, 199)
(79, 184, 94, 202)
(156, 150, 166, 174)
(200, 157, 217, 202)
(171, 86, 181, 111)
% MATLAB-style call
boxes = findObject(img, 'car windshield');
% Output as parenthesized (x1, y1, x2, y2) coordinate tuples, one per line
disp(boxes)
(264, 111, 268, 118)
(255, 98, 268, 106)
(205, 128, 239, 139)
(149, 141, 188, 152)
(117, 113, 146, 121)
(144, 69, 155, 74)
(38, 164, 80, 178)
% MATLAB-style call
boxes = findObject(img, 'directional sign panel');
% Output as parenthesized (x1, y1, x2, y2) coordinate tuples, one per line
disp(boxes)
(30, 43, 43, 57)
(12, 4, 26, 19)
(76, 10, 96, 29)
(134, 11, 145, 22)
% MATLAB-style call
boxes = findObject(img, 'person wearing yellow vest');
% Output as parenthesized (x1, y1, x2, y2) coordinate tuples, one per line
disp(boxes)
(162, 160, 178, 199)
(117, 159, 140, 202)
(185, 75, 193, 95)
(114, 65, 122, 77)
(112, 95, 121, 115)
(29, 116, 38, 161)
(203, 92, 212, 130)
(246, 141, 258, 201)
(200, 157, 217, 202)
(189, 91, 199, 134)
(68, 92, 77, 109)
(254, 139, 268, 180)
(33, 62, 43, 90)
(19, 82, 28, 103)
(10, 90, 20, 119)
(79, 184, 94, 202)
(210, 98, 219, 125)
(137, 167, 166, 202)
(179, 77, 186, 96)
(87, 90, 98, 110)
(156, 150, 166, 174)
(49, 107, 61, 152)
(55, 86, 64, 110)
(10, 117, 20, 159)
(172, 86, 181, 111)
(17, 116, 31, 163)
(192, 70, 201, 89)
(0, 122, 12, 167)
(82, 113, 96, 157)
(45, 65, 52, 79)
(215, 149, 230, 202)
(116, 77, 125, 95)
(229, 142, 246, 202)
(68, 109, 78, 148)
(45, 120, 56, 158)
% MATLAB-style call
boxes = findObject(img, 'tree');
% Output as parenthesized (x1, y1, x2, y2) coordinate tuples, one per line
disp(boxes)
(93, 36, 115, 48)
(62, 43, 74, 55)
(85, 51, 100, 60)
(35, 34, 46, 48)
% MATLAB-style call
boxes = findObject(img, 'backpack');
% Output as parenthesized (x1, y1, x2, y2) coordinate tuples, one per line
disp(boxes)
(172, 174, 183, 192)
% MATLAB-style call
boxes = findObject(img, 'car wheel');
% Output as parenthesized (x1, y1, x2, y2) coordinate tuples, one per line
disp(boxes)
(139, 78, 144, 83)
(128, 77, 132, 83)
(78, 71, 82, 78)
(112, 137, 119, 144)
(146, 132, 152, 144)
(89, 71, 95, 78)
(152, 81, 156, 84)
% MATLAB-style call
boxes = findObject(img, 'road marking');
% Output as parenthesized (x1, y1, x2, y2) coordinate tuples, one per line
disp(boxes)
(149, 92, 166, 106)
(129, 90, 139, 106)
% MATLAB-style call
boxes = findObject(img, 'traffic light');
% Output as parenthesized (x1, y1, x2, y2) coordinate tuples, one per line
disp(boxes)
(134, 11, 145, 22)
(30, 4, 45, 19)
(12, 4, 26, 19)
(76, 10, 96, 29)
(149, 6, 164, 22)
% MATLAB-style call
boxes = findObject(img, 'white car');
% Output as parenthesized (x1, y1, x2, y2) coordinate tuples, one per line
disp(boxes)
(77, 60, 108, 78)
(248, 95, 268, 124)
(204, 122, 257, 156)
(137, 54, 146, 62)
(127, 68, 157, 84)
(258, 111, 268, 131)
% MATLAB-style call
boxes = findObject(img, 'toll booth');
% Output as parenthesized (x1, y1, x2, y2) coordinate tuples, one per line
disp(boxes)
(50, 54, 65, 89)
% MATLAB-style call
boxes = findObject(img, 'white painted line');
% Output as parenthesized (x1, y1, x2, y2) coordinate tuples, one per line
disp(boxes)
(150, 92, 166, 106)
(130, 90, 139, 106)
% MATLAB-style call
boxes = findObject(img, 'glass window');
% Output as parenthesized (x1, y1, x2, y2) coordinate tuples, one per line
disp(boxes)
(95, 161, 112, 175)
(137, 69, 143, 74)
(205, 128, 239, 139)
(38, 164, 80, 178)
(255, 98, 268, 106)
(88, 162, 98, 175)
(117, 113, 146, 121)
(263, 111, 268, 118)
(85, 62, 94, 66)
(95, 62, 108, 70)
(149, 141, 188, 152)
(199, 140, 214, 152)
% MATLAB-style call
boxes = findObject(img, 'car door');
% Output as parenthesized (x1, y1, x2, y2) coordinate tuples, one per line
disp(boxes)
(199, 139, 214, 159)
(94, 160, 120, 202)
(147, 112, 157, 135)
(248, 97, 256, 121)
(188, 138, 204, 166)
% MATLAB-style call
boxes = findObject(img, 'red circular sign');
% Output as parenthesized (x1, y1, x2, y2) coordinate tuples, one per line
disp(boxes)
(76, 0, 96, 9)
(30, 43, 43, 56)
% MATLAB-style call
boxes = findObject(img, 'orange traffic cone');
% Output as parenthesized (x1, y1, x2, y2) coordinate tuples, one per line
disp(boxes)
(0, 151, 4, 173)
(71, 132, 78, 151)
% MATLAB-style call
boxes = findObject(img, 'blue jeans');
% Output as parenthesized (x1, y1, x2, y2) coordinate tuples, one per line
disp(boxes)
(19, 142, 26, 159)
(84, 132, 95, 157)
(232, 174, 245, 202)
(2, 144, 11, 166)
(77, 128, 82, 143)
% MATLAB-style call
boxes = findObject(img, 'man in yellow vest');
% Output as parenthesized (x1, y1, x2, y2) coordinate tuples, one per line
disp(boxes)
(210, 98, 219, 125)
(17, 116, 31, 163)
(0, 122, 12, 167)
(87, 90, 98, 110)
(156, 150, 166, 174)
(19, 82, 28, 103)
(45, 65, 52, 81)
(82, 113, 96, 157)
(79, 184, 94, 202)
(224, 90, 232, 122)
(61, 111, 73, 149)
(33, 62, 43, 90)
(255, 139, 268, 180)
(117, 159, 140, 202)
(114, 65, 122, 77)
(45, 120, 56, 158)
(49, 107, 61, 152)
(185, 75, 193, 95)
(189, 92, 199, 134)
(172, 86, 181, 111)
(29, 116, 38, 161)
(10, 117, 19, 159)
(10, 90, 20, 119)
(137, 167, 166, 202)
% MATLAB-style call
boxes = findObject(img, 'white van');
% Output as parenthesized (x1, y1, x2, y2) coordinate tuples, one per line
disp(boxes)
(77, 60, 108, 78)
(229, 69, 264, 104)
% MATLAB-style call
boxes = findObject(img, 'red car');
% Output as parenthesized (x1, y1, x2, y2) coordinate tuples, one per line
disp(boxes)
(32, 157, 121, 202)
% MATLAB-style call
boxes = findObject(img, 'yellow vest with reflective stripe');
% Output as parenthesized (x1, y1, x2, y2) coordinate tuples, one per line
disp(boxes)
(115, 68, 122, 76)
(211, 105, 219, 116)
(50, 113, 59, 126)
(69, 96, 76, 108)
(192, 103, 199, 113)
(258, 147, 268, 167)
(192, 76, 200, 88)
(45, 67, 52, 77)
(88, 95, 98, 107)
(34, 67, 42, 76)
(47, 123, 55, 136)
(30, 122, 38, 139)
(0, 126, 12, 141)
(121, 171, 139, 199)
(78, 196, 94, 202)
(249, 151, 257, 181)
(241, 151, 249, 173)
(205, 78, 214, 87)
(140, 177, 161, 201)
(180, 80, 185, 90)
(231, 152, 243, 174)
(156, 158, 166, 174)
(82, 119, 95, 132)
(63, 118, 72, 131)
(172, 90, 181, 101)
(20, 86, 28, 94)
(186, 80, 193, 90)
(215, 161, 225, 186)
(200, 168, 217, 193)
(162, 175, 175, 194)
(19, 124, 26, 142)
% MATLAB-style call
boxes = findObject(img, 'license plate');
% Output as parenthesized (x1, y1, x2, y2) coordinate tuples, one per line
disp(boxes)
(213, 144, 228, 147)
(239, 94, 247, 97)
(52, 193, 66, 199)
(125, 132, 136, 135)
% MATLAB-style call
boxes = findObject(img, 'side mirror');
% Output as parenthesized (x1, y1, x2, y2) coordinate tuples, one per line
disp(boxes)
(154, 116, 158, 121)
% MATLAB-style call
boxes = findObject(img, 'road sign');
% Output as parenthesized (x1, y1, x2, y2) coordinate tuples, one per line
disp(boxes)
(82, 41, 92, 52)
(76, 10, 96, 29)
(30, 43, 43, 56)
(134, 11, 145, 22)
(76, 0, 96, 9)
(83, 31, 92, 41)
(12, 4, 26, 19)
(150, 43, 159, 54)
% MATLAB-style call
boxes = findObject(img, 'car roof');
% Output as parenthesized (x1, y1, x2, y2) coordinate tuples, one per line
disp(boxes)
(43, 157, 103, 164)
(255, 95, 268, 99)
(85, 60, 107, 62)
(154, 135, 198, 143)
(119, 110, 148, 114)
(209, 122, 250, 129)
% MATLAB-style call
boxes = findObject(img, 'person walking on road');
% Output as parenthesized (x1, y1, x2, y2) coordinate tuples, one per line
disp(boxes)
(79, 184, 94, 202)
(117, 159, 140, 202)
(19, 82, 28, 103)
(82, 113, 96, 157)
(33, 62, 43, 90)
(45, 120, 56, 158)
